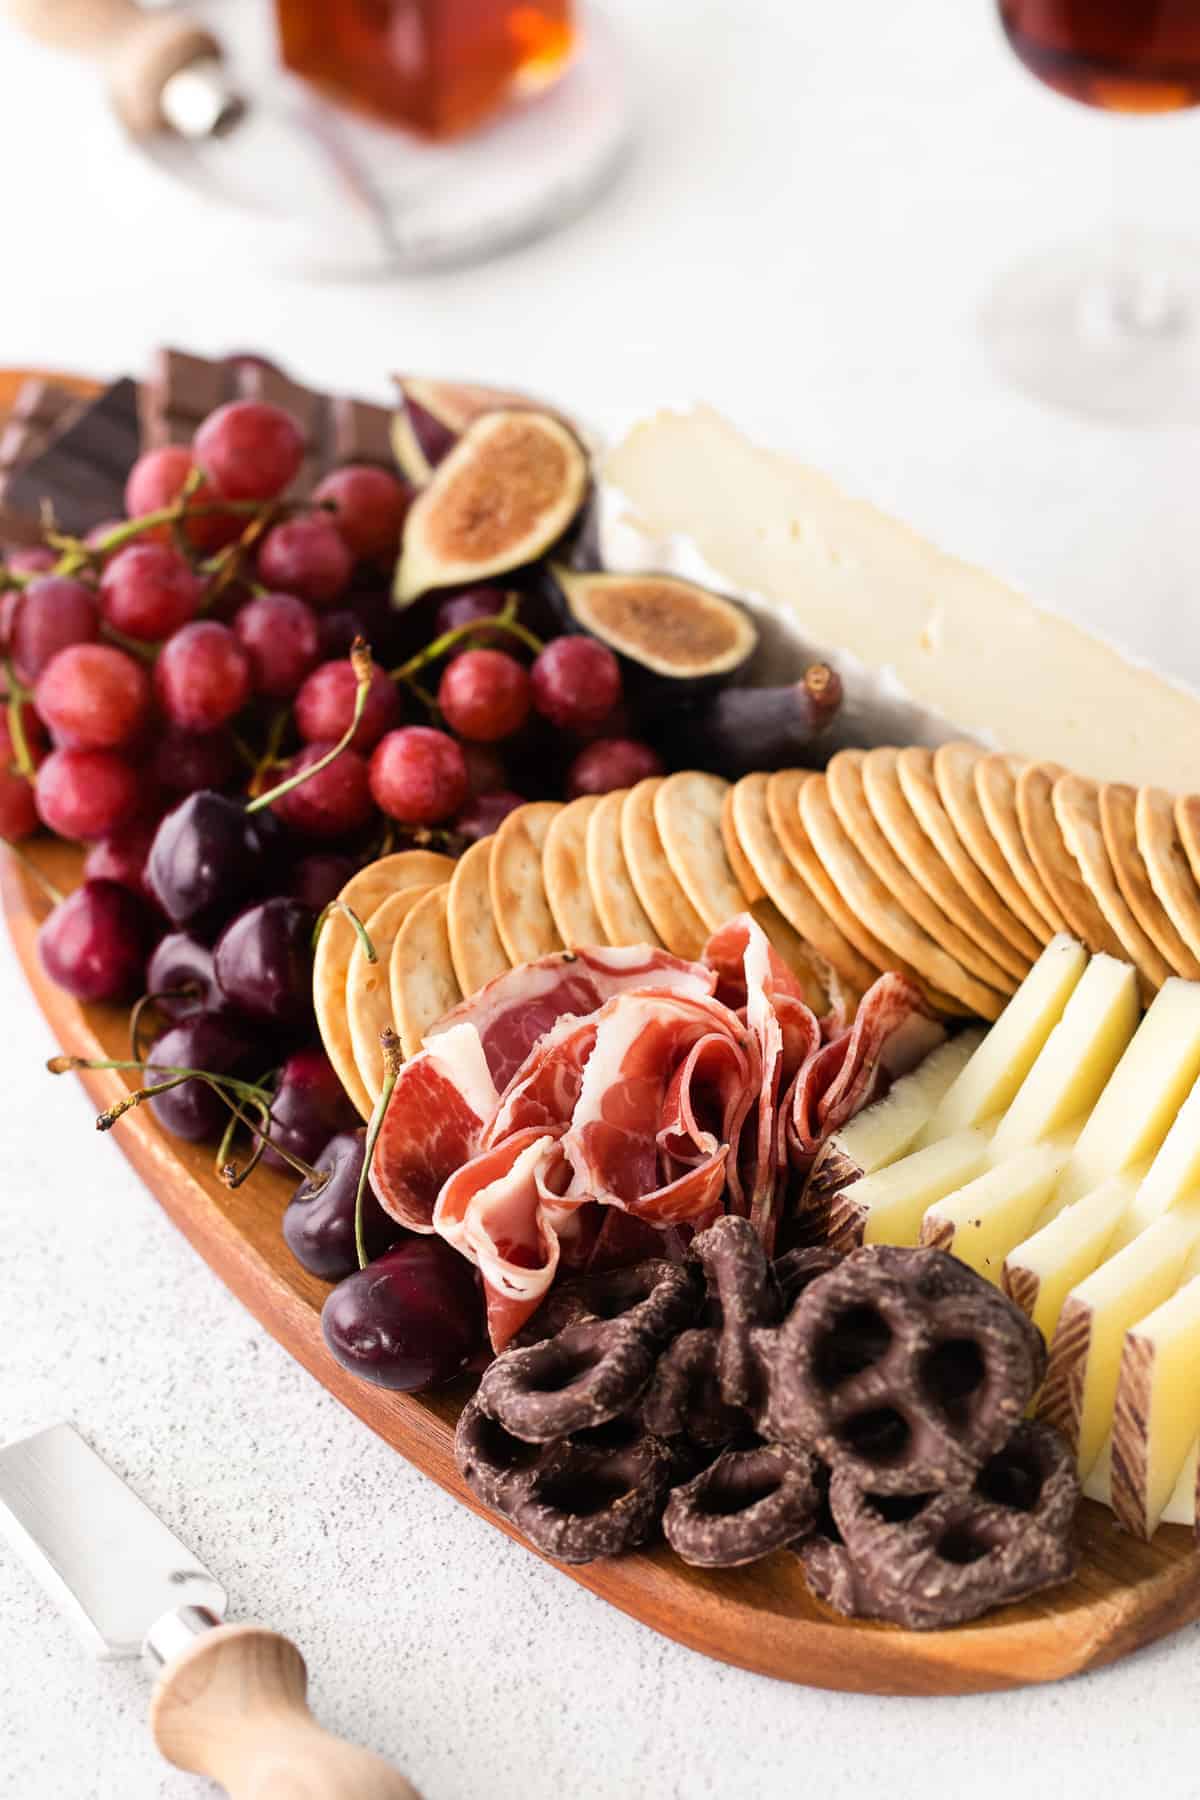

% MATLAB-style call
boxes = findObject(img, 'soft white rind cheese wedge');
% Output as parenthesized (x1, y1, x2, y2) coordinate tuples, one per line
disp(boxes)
(1115, 1078, 1200, 1248)
(990, 955, 1139, 1156)
(1002, 1176, 1136, 1343)
(1040, 1205, 1200, 1478)
(917, 936, 1088, 1143)
(844, 1131, 993, 1249)
(1110, 1273, 1200, 1539)
(920, 1139, 1075, 1281)
(603, 408, 1200, 789)
(1052, 979, 1200, 1214)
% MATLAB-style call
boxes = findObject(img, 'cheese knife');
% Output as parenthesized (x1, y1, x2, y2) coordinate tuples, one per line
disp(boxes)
(0, 1422, 418, 1799)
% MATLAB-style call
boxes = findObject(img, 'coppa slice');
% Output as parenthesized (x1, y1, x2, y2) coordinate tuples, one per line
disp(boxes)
(313, 849, 456, 1120)
(489, 802, 564, 966)
(542, 795, 605, 948)
(799, 772, 1006, 1018)
(1040, 1204, 1200, 1476)
(832, 1130, 993, 1250)
(918, 934, 1088, 1142)
(391, 885, 462, 1060)
(346, 885, 432, 1107)
(896, 746, 1043, 963)
(584, 789, 662, 949)
(920, 1138, 1075, 1281)
(860, 746, 1030, 982)
(975, 753, 1065, 935)
(1102, 784, 1200, 981)
(1111, 1269, 1200, 1539)
(1052, 773, 1170, 997)
(620, 778, 709, 960)
(1002, 1176, 1135, 1343)
(1137, 785, 1200, 966)
(989, 953, 1139, 1157)
(447, 835, 510, 997)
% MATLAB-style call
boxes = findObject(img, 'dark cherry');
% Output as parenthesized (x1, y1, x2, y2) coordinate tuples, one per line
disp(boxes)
(146, 791, 269, 930)
(321, 1238, 484, 1391)
(451, 789, 525, 843)
(213, 897, 315, 1028)
(282, 1128, 401, 1279)
(261, 1047, 360, 1173)
(38, 879, 151, 1003)
(145, 931, 225, 1021)
(288, 852, 356, 913)
(145, 1012, 253, 1142)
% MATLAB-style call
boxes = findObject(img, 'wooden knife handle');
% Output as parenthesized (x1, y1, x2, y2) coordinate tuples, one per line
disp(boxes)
(149, 1623, 420, 1800)
(0, 0, 222, 135)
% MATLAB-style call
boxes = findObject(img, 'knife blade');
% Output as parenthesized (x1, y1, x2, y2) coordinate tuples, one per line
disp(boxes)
(0, 1423, 419, 1798)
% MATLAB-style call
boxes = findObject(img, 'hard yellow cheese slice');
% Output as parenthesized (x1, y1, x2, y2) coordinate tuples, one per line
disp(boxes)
(1002, 1176, 1135, 1343)
(1161, 1438, 1198, 1527)
(920, 1139, 1074, 1282)
(1116, 1076, 1200, 1247)
(917, 934, 1087, 1141)
(845, 1131, 993, 1249)
(1111, 1271, 1200, 1539)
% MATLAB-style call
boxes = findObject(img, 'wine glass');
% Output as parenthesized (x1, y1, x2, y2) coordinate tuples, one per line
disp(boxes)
(981, 0, 1200, 422)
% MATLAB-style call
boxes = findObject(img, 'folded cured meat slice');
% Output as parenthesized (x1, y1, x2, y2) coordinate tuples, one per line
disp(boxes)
(431, 943, 716, 1092)
(370, 1022, 500, 1232)
(435, 1128, 569, 1349)
(485, 1013, 600, 1145)
(562, 990, 758, 1230)
(785, 972, 945, 1164)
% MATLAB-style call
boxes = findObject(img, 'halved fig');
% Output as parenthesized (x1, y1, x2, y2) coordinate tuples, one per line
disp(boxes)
(392, 410, 591, 607)
(389, 376, 577, 484)
(548, 566, 758, 692)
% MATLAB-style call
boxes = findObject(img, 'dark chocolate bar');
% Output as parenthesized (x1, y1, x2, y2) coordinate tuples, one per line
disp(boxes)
(0, 378, 140, 542)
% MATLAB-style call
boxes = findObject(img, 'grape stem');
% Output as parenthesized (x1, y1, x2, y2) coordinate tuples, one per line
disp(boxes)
(355, 1027, 403, 1269)
(246, 638, 373, 815)
(3, 660, 39, 780)
(390, 594, 543, 683)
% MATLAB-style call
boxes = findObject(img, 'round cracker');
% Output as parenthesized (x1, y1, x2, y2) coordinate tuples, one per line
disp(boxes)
(447, 835, 511, 996)
(585, 790, 662, 948)
(313, 849, 457, 1120)
(620, 778, 709, 960)
(1103, 785, 1200, 980)
(829, 750, 1016, 994)
(861, 748, 1030, 983)
(653, 771, 745, 929)
(896, 747, 1043, 964)
(932, 743, 1053, 946)
(976, 754, 1067, 936)
(543, 796, 607, 948)
(1178, 794, 1200, 893)
(346, 886, 432, 1106)
(391, 884, 462, 1060)
(1015, 761, 1125, 958)
(1053, 773, 1169, 995)
(489, 801, 564, 966)
(739, 772, 879, 992)
(721, 784, 765, 902)
(1137, 786, 1200, 965)
(800, 773, 1005, 1020)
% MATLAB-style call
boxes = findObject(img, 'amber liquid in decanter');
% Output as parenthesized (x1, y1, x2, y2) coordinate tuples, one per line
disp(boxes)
(276, 0, 576, 140)
(999, 0, 1200, 113)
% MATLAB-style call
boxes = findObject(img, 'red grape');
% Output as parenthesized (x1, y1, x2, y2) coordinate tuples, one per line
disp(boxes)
(294, 657, 400, 753)
(268, 743, 376, 840)
(369, 727, 468, 826)
(35, 746, 142, 840)
(124, 445, 241, 551)
(461, 741, 508, 796)
(99, 543, 203, 642)
(315, 608, 361, 662)
(38, 879, 151, 1002)
(9, 576, 99, 684)
(313, 465, 412, 561)
(154, 620, 252, 731)
(0, 702, 45, 837)
(566, 737, 664, 799)
(83, 817, 161, 905)
(35, 644, 152, 750)
(530, 637, 622, 732)
(256, 516, 352, 607)
(289, 851, 356, 912)
(437, 648, 531, 743)
(433, 587, 509, 647)
(451, 789, 525, 843)
(233, 592, 321, 699)
(1, 700, 47, 761)
(5, 545, 55, 574)
(151, 726, 237, 796)
(193, 400, 305, 503)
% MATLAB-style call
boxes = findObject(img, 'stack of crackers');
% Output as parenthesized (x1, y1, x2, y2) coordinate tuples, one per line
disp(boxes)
(311, 746, 1200, 1120)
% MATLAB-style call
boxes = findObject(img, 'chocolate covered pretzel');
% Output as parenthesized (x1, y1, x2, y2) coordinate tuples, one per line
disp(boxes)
(663, 1441, 822, 1568)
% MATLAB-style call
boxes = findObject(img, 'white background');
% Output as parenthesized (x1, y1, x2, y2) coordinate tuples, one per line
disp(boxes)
(3, 2, 1200, 1796)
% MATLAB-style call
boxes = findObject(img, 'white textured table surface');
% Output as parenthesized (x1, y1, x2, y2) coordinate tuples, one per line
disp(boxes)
(3, 2, 1200, 1797)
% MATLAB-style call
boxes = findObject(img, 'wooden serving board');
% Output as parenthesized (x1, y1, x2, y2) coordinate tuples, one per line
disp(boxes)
(6, 372, 1200, 1697)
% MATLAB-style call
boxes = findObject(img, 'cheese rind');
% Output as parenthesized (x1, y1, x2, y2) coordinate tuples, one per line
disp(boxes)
(1002, 1176, 1135, 1343)
(990, 955, 1139, 1155)
(1110, 1274, 1200, 1539)
(843, 1131, 993, 1249)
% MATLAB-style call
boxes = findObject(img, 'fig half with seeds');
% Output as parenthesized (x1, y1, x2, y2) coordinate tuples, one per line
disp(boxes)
(389, 376, 574, 485)
(392, 410, 590, 607)
(547, 565, 758, 694)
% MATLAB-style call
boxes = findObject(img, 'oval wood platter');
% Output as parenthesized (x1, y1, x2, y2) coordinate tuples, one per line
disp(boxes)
(6, 369, 1200, 1697)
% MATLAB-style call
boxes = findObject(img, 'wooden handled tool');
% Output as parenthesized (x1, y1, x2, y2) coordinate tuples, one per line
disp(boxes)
(1, 0, 241, 135)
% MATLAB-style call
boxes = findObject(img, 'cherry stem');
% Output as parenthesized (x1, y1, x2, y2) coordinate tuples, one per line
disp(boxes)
(312, 899, 376, 963)
(356, 1027, 403, 1269)
(390, 595, 542, 682)
(1, 837, 63, 905)
(247, 638, 373, 815)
